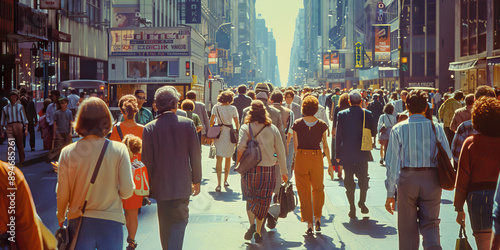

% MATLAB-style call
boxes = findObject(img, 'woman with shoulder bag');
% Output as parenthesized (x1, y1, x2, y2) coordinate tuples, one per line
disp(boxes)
(377, 103, 397, 166)
(210, 91, 239, 192)
(237, 100, 288, 243)
(56, 97, 135, 250)
(108, 95, 147, 250)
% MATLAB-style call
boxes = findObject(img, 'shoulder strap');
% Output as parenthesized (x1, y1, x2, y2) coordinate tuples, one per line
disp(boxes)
(254, 124, 267, 138)
(81, 139, 110, 214)
(116, 123, 124, 141)
(363, 109, 366, 128)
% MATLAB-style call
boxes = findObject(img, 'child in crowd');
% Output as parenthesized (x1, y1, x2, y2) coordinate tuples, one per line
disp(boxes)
(47, 96, 73, 162)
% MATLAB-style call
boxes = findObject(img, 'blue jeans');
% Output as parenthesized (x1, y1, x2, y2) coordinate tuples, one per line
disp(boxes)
(69, 217, 123, 250)
(467, 190, 495, 233)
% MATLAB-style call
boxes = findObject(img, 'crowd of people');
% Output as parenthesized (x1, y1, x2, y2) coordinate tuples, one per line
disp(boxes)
(1, 83, 500, 249)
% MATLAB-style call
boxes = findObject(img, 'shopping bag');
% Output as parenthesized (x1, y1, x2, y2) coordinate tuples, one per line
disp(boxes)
(455, 225, 473, 250)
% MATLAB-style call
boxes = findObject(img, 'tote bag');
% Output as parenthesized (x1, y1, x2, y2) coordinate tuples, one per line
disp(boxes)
(361, 109, 373, 151)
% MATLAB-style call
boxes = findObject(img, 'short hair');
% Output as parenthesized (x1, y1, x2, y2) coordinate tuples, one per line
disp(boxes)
(270, 91, 284, 104)
(186, 90, 197, 100)
(247, 90, 256, 100)
(334, 87, 340, 93)
(181, 99, 195, 111)
(406, 90, 428, 114)
(154, 86, 180, 113)
(284, 90, 295, 99)
(70, 89, 77, 94)
(134, 89, 145, 96)
(302, 87, 312, 93)
(74, 97, 112, 138)
(454, 91, 464, 101)
(244, 100, 272, 126)
(338, 93, 350, 110)
(348, 91, 362, 105)
(465, 94, 475, 106)
(79, 92, 86, 98)
(302, 96, 319, 116)
(217, 91, 234, 104)
(122, 134, 142, 156)
(51, 90, 60, 98)
(472, 97, 500, 137)
(475, 86, 496, 100)
(118, 95, 139, 119)
(383, 103, 394, 115)
(238, 85, 247, 94)
(391, 92, 398, 101)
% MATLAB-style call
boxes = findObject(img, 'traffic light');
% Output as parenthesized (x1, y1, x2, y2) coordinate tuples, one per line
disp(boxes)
(401, 57, 408, 72)
(185, 61, 190, 76)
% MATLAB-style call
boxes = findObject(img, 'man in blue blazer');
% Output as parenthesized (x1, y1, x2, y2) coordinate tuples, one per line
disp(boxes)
(142, 86, 202, 249)
(232, 84, 253, 120)
(336, 90, 376, 218)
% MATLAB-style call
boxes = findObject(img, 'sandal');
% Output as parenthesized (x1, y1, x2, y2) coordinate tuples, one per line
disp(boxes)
(224, 181, 230, 187)
(215, 186, 221, 192)
(126, 237, 138, 250)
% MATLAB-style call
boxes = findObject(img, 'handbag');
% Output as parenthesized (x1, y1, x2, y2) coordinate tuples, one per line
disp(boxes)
(361, 109, 373, 151)
(278, 181, 298, 218)
(206, 106, 222, 139)
(227, 125, 238, 144)
(55, 140, 109, 250)
(455, 225, 473, 250)
(431, 122, 456, 191)
(209, 143, 216, 159)
(132, 160, 150, 196)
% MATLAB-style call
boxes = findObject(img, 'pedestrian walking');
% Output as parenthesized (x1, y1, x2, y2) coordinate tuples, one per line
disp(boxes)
(318, 89, 327, 107)
(46, 90, 61, 147)
(232, 85, 253, 120)
(450, 94, 474, 133)
(292, 96, 332, 234)
(324, 89, 334, 120)
(185, 91, 210, 143)
(330, 88, 341, 120)
(1, 89, 28, 165)
(210, 91, 239, 192)
(367, 94, 384, 147)
(56, 97, 135, 250)
(336, 91, 375, 218)
(22, 91, 38, 151)
(142, 86, 201, 250)
(270, 91, 294, 176)
(181, 99, 203, 133)
(38, 98, 52, 150)
(439, 91, 464, 146)
(238, 100, 288, 243)
(67, 89, 80, 119)
(331, 93, 350, 179)
(47, 96, 74, 162)
(108, 94, 145, 250)
(377, 103, 397, 165)
(247, 90, 256, 100)
(391, 90, 408, 116)
(455, 96, 500, 250)
(385, 90, 452, 250)
(134, 89, 154, 125)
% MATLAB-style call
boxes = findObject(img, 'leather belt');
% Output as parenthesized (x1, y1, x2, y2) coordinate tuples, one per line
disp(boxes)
(402, 167, 436, 171)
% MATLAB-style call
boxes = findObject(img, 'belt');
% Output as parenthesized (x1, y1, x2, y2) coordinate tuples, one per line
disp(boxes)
(401, 167, 436, 171)
(297, 149, 322, 155)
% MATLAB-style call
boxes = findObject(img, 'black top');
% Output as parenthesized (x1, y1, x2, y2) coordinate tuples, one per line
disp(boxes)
(292, 118, 328, 150)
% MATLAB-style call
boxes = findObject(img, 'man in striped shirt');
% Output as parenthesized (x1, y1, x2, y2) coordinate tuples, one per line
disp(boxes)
(1, 89, 28, 164)
(385, 90, 452, 250)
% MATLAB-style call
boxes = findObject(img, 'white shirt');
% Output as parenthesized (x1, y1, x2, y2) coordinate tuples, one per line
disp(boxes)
(67, 94, 80, 110)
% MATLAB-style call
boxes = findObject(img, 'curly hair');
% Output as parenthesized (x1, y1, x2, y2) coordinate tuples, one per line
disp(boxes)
(122, 134, 142, 157)
(244, 100, 272, 126)
(217, 90, 234, 104)
(472, 97, 500, 137)
(118, 95, 139, 119)
(302, 96, 319, 116)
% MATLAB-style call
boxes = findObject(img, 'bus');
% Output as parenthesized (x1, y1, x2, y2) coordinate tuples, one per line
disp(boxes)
(58, 80, 107, 99)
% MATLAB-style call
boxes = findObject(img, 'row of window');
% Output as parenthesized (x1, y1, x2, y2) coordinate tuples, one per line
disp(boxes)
(126, 60, 179, 79)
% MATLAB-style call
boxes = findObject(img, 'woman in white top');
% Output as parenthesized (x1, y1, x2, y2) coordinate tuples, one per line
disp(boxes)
(56, 97, 135, 250)
(377, 103, 397, 165)
(210, 91, 239, 192)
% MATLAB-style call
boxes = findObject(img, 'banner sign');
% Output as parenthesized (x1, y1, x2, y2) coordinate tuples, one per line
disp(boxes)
(112, 5, 140, 28)
(109, 28, 190, 57)
(185, 0, 201, 24)
(374, 25, 391, 61)
(40, 0, 61, 9)
(16, 3, 48, 40)
(323, 53, 331, 66)
(330, 52, 340, 69)
(208, 49, 217, 64)
(355, 42, 364, 68)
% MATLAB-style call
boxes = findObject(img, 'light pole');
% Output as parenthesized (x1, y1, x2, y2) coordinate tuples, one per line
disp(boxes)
(399, 0, 406, 89)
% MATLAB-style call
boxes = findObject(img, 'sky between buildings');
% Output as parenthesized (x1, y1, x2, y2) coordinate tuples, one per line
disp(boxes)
(256, 0, 303, 87)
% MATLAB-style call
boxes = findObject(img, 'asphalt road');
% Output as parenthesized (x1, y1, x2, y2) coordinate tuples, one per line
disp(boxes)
(0, 124, 477, 250)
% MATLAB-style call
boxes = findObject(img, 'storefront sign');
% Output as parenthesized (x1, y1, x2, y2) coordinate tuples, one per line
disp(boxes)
(360, 66, 379, 81)
(185, 0, 201, 24)
(449, 59, 478, 71)
(408, 81, 435, 88)
(40, 0, 61, 9)
(208, 49, 217, 64)
(48, 29, 71, 42)
(374, 25, 390, 61)
(355, 42, 364, 68)
(323, 53, 330, 66)
(43, 52, 51, 61)
(330, 52, 340, 69)
(16, 3, 48, 40)
(110, 28, 190, 56)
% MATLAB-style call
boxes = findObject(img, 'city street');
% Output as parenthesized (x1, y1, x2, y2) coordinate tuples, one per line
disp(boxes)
(0, 128, 476, 250)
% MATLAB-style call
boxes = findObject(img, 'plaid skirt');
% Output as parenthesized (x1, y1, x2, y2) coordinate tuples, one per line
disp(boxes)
(242, 166, 276, 220)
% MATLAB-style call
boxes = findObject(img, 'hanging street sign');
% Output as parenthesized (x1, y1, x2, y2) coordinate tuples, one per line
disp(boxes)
(355, 42, 364, 68)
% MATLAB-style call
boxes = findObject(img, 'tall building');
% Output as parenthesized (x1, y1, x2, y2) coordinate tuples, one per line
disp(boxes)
(288, 8, 306, 87)
(450, 0, 500, 92)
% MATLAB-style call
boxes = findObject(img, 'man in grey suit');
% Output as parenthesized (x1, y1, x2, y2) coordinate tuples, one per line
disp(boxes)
(142, 86, 202, 250)
(232, 84, 252, 121)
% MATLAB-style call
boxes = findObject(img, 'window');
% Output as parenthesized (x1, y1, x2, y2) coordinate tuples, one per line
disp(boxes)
(412, 52, 425, 77)
(427, 0, 436, 35)
(461, 0, 468, 56)
(149, 61, 168, 77)
(87, 0, 100, 26)
(127, 61, 147, 78)
(69, 0, 83, 22)
(427, 52, 436, 76)
(168, 61, 179, 76)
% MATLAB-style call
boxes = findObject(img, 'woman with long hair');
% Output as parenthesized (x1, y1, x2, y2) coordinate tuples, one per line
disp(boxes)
(293, 96, 333, 234)
(210, 91, 239, 192)
(108, 94, 146, 250)
(56, 97, 135, 249)
(238, 100, 288, 243)
(331, 93, 350, 179)
(377, 103, 397, 165)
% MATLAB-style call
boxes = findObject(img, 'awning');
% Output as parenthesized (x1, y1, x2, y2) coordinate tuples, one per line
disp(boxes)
(449, 58, 486, 71)
(487, 56, 500, 66)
